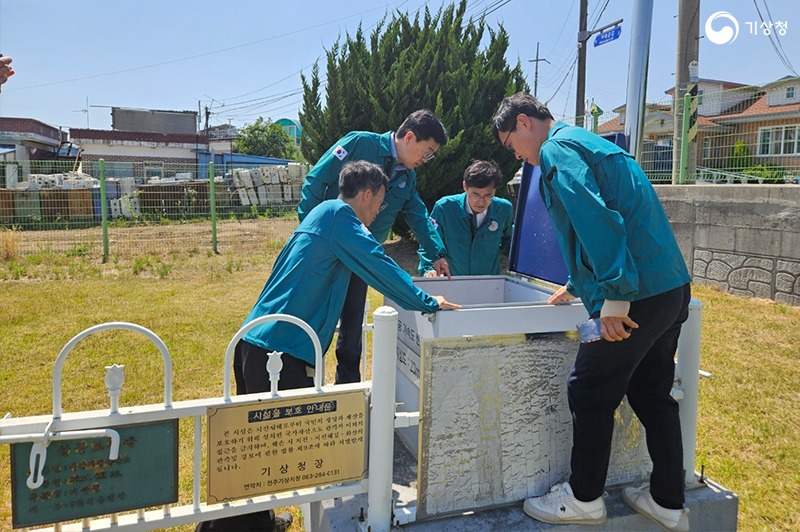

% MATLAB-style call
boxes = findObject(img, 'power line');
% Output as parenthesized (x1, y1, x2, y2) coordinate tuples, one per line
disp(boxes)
(755, 0, 798, 77)
(12, 1, 412, 92)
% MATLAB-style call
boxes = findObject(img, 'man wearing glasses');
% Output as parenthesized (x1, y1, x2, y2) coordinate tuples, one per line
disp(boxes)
(298, 109, 452, 384)
(417, 159, 513, 277)
(492, 93, 691, 531)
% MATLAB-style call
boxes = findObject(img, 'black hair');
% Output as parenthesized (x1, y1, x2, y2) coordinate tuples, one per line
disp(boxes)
(491, 92, 554, 143)
(396, 109, 449, 146)
(338, 161, 389, 199)
(463, 159, 502, 189)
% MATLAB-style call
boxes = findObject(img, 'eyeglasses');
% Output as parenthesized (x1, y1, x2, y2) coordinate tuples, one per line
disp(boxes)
(422, 151, 436, 162)
(501, 129, 514, 152)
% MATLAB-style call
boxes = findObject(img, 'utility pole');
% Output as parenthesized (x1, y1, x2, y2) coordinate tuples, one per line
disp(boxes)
(575, 3, 622, 129)
(672, 0, 700, 184)
(528, 42, 550, 99)
(204, 106, 211, 134)
(575, 0, 589, 127)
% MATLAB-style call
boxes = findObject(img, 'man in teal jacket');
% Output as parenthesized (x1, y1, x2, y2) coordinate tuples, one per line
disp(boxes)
(298, 110, 452, 384)
(493, 93, 691, 532)
(418, 159, 513, 277)
(200, 161, 459, 532)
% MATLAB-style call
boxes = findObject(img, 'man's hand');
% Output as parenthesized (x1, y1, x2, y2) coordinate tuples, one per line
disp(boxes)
(547, 284, 576, 304)
(433, 257, 452, 280)
(0, 55, 14, 86)
(433, 295, 460, 310)
(423, 269, 439, 278)
(599, 315, 638, 342)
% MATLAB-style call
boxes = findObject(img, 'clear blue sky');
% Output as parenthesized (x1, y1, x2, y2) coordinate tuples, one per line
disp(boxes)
(0, 0, 797, 132)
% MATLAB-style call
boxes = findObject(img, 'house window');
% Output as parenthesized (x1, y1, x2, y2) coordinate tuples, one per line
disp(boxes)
(758, 125, 800, 155)
(144, 161, 165, 180)
(697, 89, 704, 105)
(703, 137, 711, 159)
(787, 86, 796, 99)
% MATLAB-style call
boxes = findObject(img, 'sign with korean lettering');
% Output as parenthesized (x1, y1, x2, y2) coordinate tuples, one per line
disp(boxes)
(206, 390, 367, 503)
(10, 420, 178, 529)
(594, 26, 621, 47)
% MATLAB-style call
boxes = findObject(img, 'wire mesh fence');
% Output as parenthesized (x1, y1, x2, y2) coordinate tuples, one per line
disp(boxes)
(594, 83, 800, 184)
(0, 160, 304, 259)
(3, 84, 798, 260)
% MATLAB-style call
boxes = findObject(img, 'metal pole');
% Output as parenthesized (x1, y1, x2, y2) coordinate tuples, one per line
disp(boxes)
(676, 298, 703, 485)
(99, 159, 109, 263)
(623, 0, 654, 161)
(575, 0, 588, 127)
(367, 306, 399, 532)
(209, 161, 218, 253)
(679, 93, 692, 184)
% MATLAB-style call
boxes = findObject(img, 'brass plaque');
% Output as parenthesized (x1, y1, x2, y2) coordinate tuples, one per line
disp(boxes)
(207, 390, 367, 503)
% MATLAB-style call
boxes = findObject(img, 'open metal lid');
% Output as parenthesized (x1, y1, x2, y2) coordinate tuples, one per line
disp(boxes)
(507, 162, 569, 286)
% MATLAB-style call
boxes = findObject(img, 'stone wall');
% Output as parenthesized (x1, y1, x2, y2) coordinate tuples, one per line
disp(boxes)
(654, 184, 800, 306)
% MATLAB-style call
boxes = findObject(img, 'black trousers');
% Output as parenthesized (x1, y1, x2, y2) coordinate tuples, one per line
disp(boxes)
(568, 284, 691, 510)
(196, 340, 313, 531)
(334, 272, 369, 384)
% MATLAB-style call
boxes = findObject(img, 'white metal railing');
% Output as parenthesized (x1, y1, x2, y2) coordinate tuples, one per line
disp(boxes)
(0, 309, 403, 532)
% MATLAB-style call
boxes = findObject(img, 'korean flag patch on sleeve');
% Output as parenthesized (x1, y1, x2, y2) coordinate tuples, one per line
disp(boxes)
(333, 145, 348, 161)
(429, 216, 439, 230)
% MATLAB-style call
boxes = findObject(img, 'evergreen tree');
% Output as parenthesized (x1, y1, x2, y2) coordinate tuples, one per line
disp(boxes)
(299, 0, 528, 210)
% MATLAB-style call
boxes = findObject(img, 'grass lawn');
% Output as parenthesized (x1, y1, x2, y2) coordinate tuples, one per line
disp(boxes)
(1, 243, 798, 531)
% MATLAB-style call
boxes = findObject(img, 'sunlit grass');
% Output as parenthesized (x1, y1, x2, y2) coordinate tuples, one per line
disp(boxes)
(0, 250, 798, 530)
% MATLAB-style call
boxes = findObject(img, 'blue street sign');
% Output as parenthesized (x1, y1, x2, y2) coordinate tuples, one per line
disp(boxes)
(594, 26, 621, 47)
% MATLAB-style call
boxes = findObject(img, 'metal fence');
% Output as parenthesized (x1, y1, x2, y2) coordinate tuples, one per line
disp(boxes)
(592, 84, 800, 184)
(0, 160, 303, 258)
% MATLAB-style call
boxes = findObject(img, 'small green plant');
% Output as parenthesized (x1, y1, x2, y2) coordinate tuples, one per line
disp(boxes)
(66, 243, 90, 257)
(727, 139, 752, 173)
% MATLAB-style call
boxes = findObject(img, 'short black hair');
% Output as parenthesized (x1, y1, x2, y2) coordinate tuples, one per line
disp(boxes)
(338, 161, 389, 199)
(396, 109, 449, 146)
(463, 159, 502, 189)
(491, 93, 554, 143)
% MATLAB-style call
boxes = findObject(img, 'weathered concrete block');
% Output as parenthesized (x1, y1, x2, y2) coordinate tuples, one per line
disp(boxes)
(729, 287, 754, 298)
(695, 249, 713, 262)
(693, 260, 708, 278)
(695, 225, 735, 250)
(780, 230, 800, 260)
(707, 260, 732, 281)
(776, 293, 800, 306)
(729, 267, 772, 289)
(776, 273, 795, 293)
(713, 252, 747, 269)
(777, 260, 800, 276)
(735, 227, 781, 256)
(743, 257, 774, 270)
(748, 281, 772, 299)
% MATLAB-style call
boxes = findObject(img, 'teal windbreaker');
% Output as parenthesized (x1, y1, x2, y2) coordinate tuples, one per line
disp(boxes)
(538, 122, 690, 315)
(298, 131, 445, 257)
(417, 193, 513, 276)
(243, 199, 440, 366)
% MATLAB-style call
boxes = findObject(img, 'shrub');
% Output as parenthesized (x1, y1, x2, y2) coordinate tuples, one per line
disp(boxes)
(743, 164, 786, 184)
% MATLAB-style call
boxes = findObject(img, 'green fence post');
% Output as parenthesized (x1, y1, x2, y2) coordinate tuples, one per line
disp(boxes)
(679, 92, 691, 185)
(209, 161, 218, 254)
(99, 159, 109, 263)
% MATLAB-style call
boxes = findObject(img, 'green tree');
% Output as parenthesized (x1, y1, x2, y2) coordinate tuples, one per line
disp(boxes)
(727, 139, 752, 172)
(299, 0, 528, 210)
(234, 117, 300, 160)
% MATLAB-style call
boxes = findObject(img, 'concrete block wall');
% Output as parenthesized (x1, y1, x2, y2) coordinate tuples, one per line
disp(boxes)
(654, 184, 800, 306)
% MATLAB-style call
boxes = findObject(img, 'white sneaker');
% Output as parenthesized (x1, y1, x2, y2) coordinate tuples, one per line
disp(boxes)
(523, 482, 607, 525)
(622, 484, 689, 532)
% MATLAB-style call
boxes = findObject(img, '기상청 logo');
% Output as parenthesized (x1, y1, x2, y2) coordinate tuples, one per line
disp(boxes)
(705, 11, 740, 45)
